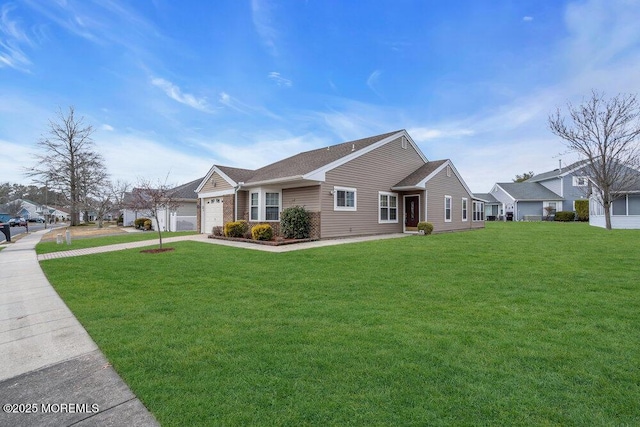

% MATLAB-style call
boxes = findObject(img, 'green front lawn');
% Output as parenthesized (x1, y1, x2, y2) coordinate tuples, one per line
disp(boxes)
(35, 231, 197, 254)
(40, 222, 640, 425)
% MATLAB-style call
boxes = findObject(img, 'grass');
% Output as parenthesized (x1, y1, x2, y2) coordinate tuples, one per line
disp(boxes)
(35, 231, 197, 254)
(40, 222, 640, 425)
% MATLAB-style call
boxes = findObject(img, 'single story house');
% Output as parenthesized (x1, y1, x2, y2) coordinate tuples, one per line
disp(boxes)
(589, 169, 640, 229)
(122, 177, 201, 231)
(472, 193, 501, 220)
(196, 129, 485, 239)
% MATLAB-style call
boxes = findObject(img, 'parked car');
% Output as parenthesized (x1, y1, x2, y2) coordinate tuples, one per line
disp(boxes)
(9, 217, 27, 227)
(28, 217, 45, 223)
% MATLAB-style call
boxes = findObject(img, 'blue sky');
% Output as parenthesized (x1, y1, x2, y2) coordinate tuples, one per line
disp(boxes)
(2, 0, 640, 192)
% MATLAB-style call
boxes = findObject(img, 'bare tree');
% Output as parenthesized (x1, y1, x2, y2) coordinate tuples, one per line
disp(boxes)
(128, 177, 180, 249)
(549, 91, 640, 230)
(26, 106, 108, 226)
(3, 200, 23, 217)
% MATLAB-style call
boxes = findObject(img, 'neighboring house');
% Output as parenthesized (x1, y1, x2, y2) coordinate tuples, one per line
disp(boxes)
(490, 182, 564, 221)
(122, 177, 201, 231)
(589, 169, 640, 229)
(472, 193, 501, 220)
(9, 199, 69, 222)
(487, 161, 591, 221)
(196, 130, 484, 239)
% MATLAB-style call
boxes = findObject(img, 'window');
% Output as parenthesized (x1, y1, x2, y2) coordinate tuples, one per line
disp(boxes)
(444, 196, 452, 222)
(249, 189, 281, 221)
(473, 201, 485, 221)
(379, 192, 398, 223)
(334, 186, 357, 211)
(543, 201, 558, 217)
(573, 176, 588, 187)
(265, 192, 280, 220)
(462, 198, 468, 221)
(250, 192, 259, 221)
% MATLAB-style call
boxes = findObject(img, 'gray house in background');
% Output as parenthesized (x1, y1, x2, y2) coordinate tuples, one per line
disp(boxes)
(122, 177, 201, 231)
(196, 129, 485, 238)
(472, 193, 501, 220)
(487, 161, 591, 221)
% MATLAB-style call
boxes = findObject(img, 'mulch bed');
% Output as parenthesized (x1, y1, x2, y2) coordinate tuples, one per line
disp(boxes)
(140, 247, 176, 254)
(208, 235, 315, 246)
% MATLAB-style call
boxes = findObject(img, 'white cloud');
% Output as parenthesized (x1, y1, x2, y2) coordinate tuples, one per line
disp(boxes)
(251, 0, 279, 57)
(151, 77, 214, 113)
(101, 124, 114, 131)
(366, 69, 383, 98)
(204, 133, 329, 170)
(522, 16, 533, 22)
(268, 72, 292, 87)
(408, 127, 475, 142)
(0, 4, 32, 71)
(98, 133, 212, 185)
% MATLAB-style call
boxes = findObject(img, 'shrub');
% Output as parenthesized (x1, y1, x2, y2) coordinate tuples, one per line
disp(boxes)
(211, 226, 224, 236)
(575, 200, 589, 221)
(135, 217, 150, 229)
(554, 211, 576, 222)
(280, 206, 310, 239)
(143, 219, 152, 230)
(417, 221, 434, 235)
(251, 224, 273, 241)
(224, 220, 249, 238)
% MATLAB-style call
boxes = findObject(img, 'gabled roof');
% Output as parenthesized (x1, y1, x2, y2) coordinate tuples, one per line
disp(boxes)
(393, 160, 448, 188)
(216, 165, 255, 184)
(526, 160, 590, 183)
(246, 130, 409, 184)
(171, 177, 204, 200)
(496, 182, 563, 201)
(473, 193, 499, 203)
(197, 130, 428, 191)
(391, 159, 474, 196)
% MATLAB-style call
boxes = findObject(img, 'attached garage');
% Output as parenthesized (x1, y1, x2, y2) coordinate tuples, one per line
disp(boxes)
(203, 197, 224, 234)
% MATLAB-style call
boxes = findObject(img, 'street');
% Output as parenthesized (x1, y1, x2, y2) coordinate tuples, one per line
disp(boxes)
(0, 223, 50, 243)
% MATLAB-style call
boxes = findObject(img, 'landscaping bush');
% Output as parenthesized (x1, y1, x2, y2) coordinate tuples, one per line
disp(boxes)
(211, 226, 223, 236)
(575, 200, 589, 221)
(417, 221, 434, 235)
(143, 219, 152, 230)
(224, 220, 249, 238)
(251, 224, 273, 241)
(280, 206, 310, 239)
(554, 211, 576, 222)
(135, 217, 150, 229)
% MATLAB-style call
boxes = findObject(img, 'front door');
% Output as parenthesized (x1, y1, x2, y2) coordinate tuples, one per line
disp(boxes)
(405, 195, 420, 229)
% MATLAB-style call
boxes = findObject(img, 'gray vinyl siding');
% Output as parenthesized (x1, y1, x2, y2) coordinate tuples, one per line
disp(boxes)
(200, 172, 233, 193)
(320, 136, 425, 238)
(490, 185, 513, 206)
(561, 172, 590, 210)
(176, 202, 197, 216)
(283, 186, 321, 212)
(629, 195, 640, 215)
(539, 178, 561, 196)
(516, 202, 542, 220)
(425, 167, 479, 232)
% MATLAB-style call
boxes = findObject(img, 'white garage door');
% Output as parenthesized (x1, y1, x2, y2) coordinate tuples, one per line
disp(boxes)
(203, 198, 224, 233)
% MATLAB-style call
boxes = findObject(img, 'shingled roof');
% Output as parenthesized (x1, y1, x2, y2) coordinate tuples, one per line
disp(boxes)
(243, 130, 402, 184)
(393, 160, 448, 188)
(526, 160, 589, 183)
(170, 177, 204, 200)
(496, 182, 563, 201)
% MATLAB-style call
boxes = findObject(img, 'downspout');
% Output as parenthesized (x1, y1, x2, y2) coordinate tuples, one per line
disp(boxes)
(235, 182, 244, 222)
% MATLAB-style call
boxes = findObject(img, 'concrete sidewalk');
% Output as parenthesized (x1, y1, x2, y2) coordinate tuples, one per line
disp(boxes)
(0, 230, 159, 426)
(37, 232, 409, 260)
